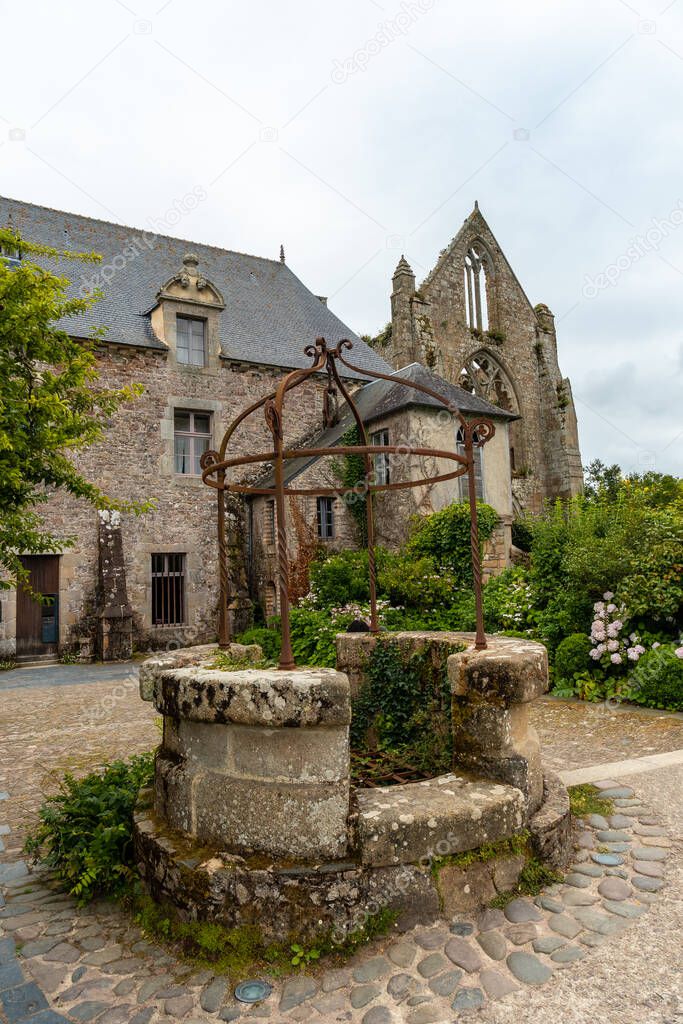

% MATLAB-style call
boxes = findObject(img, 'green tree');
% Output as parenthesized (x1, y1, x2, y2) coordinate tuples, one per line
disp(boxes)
(0, 228, 145, 591)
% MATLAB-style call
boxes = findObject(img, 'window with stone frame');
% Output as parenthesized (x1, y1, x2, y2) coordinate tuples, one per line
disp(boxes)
(264, 500, 276, 546)
(176, 315, 207, 366)
(456, 427, 484, 501)
(463, 242, 492, 332)
(151, 553, 186, 625)
(371, 428, 390, 486)
(316, 496, 335, 540)
(174, 411, 212, 475)
(264, 582, 277, 619)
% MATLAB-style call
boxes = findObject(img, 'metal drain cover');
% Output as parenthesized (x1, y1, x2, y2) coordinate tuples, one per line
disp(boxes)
(234, 980, 273, 1003)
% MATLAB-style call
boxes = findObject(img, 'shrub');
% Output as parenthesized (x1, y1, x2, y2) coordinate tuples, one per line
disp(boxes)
(234, 626, 281, 662)
(309, 549, 370, 607)
(407, 500, 499, 582)
(626, 645, 683, 711)
(24, 753, 154, 904)
(351, 638, 454, 775)
(483, 567, 534, 632)
(554, 633, 593, 684)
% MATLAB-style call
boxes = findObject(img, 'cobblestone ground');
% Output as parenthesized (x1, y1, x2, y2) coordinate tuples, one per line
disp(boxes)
(0, 666, 682, 1024)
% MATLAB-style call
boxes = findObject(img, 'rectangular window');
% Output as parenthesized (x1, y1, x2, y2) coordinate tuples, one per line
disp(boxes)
(457, 437, 484, 501)
(151, 553, 186, 625)
(317, 496, 334, 540)
(176, 316, 206, 367)
(264, 500, 276, 545)
(174, 410, 211, 475)
(371, 429, 390, 487)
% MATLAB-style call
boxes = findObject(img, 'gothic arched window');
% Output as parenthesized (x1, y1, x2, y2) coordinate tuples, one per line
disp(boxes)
(463, 242, 492, 332)
(458, 351, 516, 412)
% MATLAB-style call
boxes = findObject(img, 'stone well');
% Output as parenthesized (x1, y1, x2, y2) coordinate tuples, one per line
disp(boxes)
(134, 635, 571, 942)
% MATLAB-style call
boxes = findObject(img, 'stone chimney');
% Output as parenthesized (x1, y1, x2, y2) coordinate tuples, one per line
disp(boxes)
(390, 255, 417, 368)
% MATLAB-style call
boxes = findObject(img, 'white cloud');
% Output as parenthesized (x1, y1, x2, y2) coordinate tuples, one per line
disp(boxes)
(1, 0, 681, 473)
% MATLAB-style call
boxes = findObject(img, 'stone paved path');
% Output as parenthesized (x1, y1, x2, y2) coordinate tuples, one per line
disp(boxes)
(0, 667, 682, 1023)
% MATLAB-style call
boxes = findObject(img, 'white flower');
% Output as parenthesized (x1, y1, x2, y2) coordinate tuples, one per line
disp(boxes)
(589, 648, 602, 660)
(603, 591, 614, 600)
(652, 642, 660, 649)
(607, 639, 619, 652)
(607, 603, 616, 614)
(610, 653, 622, 664)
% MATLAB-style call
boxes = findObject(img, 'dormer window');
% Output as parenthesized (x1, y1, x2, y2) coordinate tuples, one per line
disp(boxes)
(0, 240, 22, 270)
(176, 315, 206, 367)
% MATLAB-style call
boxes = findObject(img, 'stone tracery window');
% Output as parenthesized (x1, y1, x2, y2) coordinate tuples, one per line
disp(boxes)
(458, 351, 516, 413)
(463, 242, 492, 332)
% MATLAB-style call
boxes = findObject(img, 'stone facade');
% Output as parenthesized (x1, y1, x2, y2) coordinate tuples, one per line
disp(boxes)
(0, 329, 326, 659)
(0, 198, 582, 657)
(381, 204, 583, 514)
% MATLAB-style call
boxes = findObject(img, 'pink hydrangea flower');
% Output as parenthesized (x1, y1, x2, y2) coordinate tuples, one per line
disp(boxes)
(676, 647, 683, 659)
(634, 645, 645, 655)
(627, 648, 639, 661)
(603, 591, 614, 600)
(607, 639, 619, 652)
(589, 648, 602, 660)
(607, 603, 616, 614)
(652, 642, 660, 649)
(594, 601, 605, 614)
(610, 653, 622, 664)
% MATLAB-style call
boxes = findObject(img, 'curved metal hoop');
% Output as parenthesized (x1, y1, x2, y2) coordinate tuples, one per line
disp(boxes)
(203, 337, 496, 668)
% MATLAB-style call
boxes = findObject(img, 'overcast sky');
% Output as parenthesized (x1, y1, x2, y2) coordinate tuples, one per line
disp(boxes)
(2, 0, 682, 476)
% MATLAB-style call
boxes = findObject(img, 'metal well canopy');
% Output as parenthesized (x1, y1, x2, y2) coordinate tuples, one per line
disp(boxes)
(201, 338, 495, 669)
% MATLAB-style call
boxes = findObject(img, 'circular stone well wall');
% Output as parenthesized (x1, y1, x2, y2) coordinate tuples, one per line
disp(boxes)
(134, 637, 572, 942)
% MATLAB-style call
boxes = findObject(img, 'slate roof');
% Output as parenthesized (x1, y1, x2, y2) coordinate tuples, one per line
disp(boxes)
(0, 197, 392, 378)
(261, 361, 518, 487)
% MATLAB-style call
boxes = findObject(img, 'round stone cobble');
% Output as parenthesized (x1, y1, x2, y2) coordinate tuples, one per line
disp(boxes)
(598, 877, 632, 901)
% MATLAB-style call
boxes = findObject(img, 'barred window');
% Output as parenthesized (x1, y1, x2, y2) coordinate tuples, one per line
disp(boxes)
(174, 411, 211, 475)
(151, 553, 186, 625)
(264, 500, 276, 545)
(317, 496, 334, 540)
(371, 428, 390, 486)
(176, 316, 206, 366)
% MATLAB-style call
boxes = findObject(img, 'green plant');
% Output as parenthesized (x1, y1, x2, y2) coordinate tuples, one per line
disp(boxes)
(135, 892, 396, 978)
(24, 753, 154, 904)
(488, 860, 564, 908)
(568, 784, 614, 818)
(407, 500, 499, 583)
(351, 638, 455, 776)
(209, 650, 272, 671)
(626, 644, 683, 711)
(290, 943, 321, 968)
(0, 659, 16, 671)
(234, 626, 282, 662)
(482, 567, 534, 632)
(554, 633, 593, 684)
(485, 329, 506, 344)
(431, 831, 530, 877)
(58, 649, 79, 665)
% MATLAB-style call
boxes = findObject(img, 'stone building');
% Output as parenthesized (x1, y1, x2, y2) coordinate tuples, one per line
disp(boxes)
(0, 197, 580, 659)
(377, 203, 583, 514)
(0, 198, 388, 660)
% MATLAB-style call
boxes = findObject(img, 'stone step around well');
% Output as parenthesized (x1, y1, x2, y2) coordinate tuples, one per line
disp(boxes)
(355, 773, 526, 868)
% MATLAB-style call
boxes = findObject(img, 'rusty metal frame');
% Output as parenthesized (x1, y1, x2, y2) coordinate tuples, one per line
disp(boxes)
(201, 338, 495, 670)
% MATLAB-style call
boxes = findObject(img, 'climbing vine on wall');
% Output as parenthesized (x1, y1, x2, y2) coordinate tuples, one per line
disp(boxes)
(332, 426, 368, 545)
(351, 638, 456, 775)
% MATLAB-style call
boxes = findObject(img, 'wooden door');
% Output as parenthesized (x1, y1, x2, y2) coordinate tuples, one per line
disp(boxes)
(16, 556, 60, 656)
